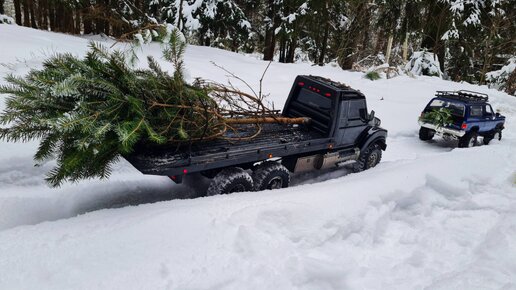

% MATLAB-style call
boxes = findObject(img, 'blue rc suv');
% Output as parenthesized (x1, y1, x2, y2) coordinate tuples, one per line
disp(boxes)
(418, 90, 506, 148)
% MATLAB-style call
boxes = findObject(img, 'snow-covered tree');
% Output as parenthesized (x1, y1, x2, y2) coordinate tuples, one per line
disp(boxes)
(196, 0, 251, 52)
(0, 14, 15, 24)
(275, 0, 307, 63)
(486, 57, 516, 95)
(157, 0, 251, 51)
(441, 0, 515, 83)
(405, 50, 443, 77)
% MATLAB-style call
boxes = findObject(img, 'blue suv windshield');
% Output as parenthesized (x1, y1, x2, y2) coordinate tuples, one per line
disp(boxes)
(428, 99, 465, 117)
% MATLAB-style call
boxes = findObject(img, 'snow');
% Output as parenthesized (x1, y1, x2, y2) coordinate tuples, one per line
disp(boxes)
(1, 25, 516, 289)
(0, 14, 15, 24)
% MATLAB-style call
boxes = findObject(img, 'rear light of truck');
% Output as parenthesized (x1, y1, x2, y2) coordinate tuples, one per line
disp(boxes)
(298, 82, 305, 86)
(308, 86, 321, 93)
(461, 123, 467, 129)
(325, 93, 331, 97)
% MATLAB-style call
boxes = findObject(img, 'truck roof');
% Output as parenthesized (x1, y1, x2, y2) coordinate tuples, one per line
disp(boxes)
(300, 75, 365, 99)
(435, 90, 489, 104)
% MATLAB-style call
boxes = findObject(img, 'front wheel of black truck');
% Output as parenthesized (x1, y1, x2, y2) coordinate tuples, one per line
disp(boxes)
(353, 143, 382, 172)
(206, 167, 254, 196)
(252, 161, 290, 191)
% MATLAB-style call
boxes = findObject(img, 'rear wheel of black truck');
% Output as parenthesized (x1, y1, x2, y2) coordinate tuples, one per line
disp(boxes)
(252, 161, 290, 191)
(206, 167, 254, 196)
(419, 127, 435, 141)
(353, 143, 382, 172)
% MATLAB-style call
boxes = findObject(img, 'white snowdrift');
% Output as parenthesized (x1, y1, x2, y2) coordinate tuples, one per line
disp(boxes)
(0, 25, 515, 290)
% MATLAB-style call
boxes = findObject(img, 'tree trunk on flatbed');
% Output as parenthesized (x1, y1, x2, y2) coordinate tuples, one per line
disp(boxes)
(225, 117, 310, 125)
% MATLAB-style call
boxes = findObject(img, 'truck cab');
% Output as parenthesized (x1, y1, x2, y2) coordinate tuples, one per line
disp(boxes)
(283, 75, 386, 151)
(418, 90, 505, 147)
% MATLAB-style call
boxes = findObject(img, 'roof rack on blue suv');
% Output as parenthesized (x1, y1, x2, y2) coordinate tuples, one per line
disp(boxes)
(435, 90, 489, 103)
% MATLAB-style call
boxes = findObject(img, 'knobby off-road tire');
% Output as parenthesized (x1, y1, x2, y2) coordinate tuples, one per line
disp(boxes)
(419, 127, 435, 141)
(252, 161, 290, 191)
(206, 167, 253, 196)
(483, 129, 502, 145)
(353, 143, 382, 173)
(458, 131, 478, 148)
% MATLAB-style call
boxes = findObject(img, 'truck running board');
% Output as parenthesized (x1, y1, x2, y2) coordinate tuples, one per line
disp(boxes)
(293, 148, 360, 173)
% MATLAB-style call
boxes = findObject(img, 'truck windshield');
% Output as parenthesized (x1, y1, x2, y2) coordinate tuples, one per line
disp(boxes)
(297, 88, 331, 111)
(428, 99, 465, 116)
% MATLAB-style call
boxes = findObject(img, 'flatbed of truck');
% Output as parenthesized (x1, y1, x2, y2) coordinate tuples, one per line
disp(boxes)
(125, 123, 327, 176)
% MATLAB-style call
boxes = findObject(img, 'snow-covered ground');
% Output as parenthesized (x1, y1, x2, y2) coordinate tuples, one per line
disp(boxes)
(1, 25, 515, 290)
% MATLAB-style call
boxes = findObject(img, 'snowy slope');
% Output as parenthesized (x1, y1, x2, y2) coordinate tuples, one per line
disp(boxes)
(0, 25, 515, 290)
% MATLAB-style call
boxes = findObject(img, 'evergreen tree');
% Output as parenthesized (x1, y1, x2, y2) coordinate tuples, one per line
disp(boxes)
(441, 0, 515, 82)
(337, 0, 374, 69)
(0, 32, 220, 186)
(275, 0, 307, 63)
(4, 0, 515, 90)
(0, 35, 214, 186)
(0, 26, 301, 186)
(196, 0, 252, 52)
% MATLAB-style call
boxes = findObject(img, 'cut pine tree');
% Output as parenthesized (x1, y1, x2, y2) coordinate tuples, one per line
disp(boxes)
(0, 32, 305, 187)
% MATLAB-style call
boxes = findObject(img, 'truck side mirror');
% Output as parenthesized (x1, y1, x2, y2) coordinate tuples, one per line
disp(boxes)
(496, 112, 500, 117)
(369, 110, 375, 121)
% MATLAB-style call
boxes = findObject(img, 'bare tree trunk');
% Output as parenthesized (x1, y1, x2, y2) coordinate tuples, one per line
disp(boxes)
(421, 0, 449, 70)
(22, 0, 30, 26)
(0, 0, 5, 14)
(278, 36, 286, 63)
(263, 28, 276, 61)
(14, 0, 22, 25)
(37, 0, 44, 29)
(75, 9, 81, 34)
(95, 1, 105, 34)
(286, 40, 296, 63)
(374, 29, 385, 53)
(263, 0, 279, 61)
(55, 3, 64, 32)
(385, 34, 394, 65)
(402, 32, 409, 61)
(317, 0, 330, 66)
(225, 117, 310, 125)
(28, 0, 37, 28)
(48, 0, 55, 31)
(83, 7, 93, 34)
(104, 0, 110, 35)
(479, 20, 498, 85)
(177, 0, 184, 30)
(338, 2, 369, 70)
(42, 0, 49, 30)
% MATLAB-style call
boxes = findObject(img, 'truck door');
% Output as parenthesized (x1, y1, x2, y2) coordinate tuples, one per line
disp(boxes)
(483, 104, 495, 132)
(468, 105, 484, 132)
(338, 99, 368, 146)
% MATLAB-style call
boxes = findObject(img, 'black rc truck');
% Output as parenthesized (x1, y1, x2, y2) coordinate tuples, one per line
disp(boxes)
(125, 75, 387, 195)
